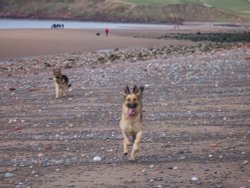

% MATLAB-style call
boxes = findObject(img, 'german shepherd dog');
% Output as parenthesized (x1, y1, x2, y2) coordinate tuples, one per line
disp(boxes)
(53, 68, 71, 99)
(120, 85, 144, 161)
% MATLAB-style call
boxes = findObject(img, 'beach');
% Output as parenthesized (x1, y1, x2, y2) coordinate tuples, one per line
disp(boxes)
(1, 24, 250, 188)
(0, 29, 168, 61)
(0, 22, 249, 61)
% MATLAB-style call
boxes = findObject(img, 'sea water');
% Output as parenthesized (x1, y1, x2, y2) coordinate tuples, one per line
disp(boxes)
(0, 19, 169, 29)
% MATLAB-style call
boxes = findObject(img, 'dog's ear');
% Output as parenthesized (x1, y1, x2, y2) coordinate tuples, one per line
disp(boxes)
(139, 86, 144, 95)
(133, 85, 144, 96)
(133, 85, 139, 94)
(124, 85, 130, 95)
(138, 86, 144, 97)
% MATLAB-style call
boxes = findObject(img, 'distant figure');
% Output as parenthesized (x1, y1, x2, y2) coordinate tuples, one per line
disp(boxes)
(51, 24, 64, 29)
(105, 28, 109, 36)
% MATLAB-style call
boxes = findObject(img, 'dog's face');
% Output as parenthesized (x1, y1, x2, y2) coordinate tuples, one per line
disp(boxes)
(123, 85, 144, 117)
(53, 68, 62, 79)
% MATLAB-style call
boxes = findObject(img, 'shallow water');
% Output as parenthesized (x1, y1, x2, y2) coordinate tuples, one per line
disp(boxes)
(0, 18, 170, 29)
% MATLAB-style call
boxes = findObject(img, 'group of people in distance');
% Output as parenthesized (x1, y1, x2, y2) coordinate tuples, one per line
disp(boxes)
(51, 24, 64, 29)
(51, 23, 110, 36)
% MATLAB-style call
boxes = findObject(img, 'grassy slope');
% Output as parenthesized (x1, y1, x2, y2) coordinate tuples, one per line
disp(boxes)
(124, 0, 250, 19)
(0, 0, 249, 22)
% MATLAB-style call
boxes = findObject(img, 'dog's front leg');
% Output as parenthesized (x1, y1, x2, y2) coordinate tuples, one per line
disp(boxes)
(122, 132, 131, 156)
(55, 84, 59, 99)
(130, 131, 142, 161)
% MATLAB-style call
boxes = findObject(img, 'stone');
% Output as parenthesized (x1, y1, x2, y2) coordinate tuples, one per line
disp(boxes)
(93, 156, 102, 161)
(4, 173, 14, 178)
(191, 176, 198, 181)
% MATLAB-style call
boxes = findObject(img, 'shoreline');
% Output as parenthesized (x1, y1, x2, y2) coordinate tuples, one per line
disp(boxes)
(0, 23, 249, 62)
(0, 28, 181, 61)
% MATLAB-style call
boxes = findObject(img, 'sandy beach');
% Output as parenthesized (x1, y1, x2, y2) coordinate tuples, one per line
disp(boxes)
(0, 23, 250, 188)
(0, 22, 249, 61)
(0, 29, 170, 61)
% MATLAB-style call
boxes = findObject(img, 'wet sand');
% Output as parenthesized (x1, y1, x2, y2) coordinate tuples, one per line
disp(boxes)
(0, 22, 249, 61)
(0, 29, 170, 61)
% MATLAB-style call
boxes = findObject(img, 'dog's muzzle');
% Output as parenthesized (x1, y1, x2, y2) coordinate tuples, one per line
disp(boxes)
(127, 103, 137, 116)
(127, 103, 137, 109)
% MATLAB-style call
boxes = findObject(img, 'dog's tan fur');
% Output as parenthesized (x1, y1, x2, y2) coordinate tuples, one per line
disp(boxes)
(53, 68, 70, 99)
(120, 85, 144, 161)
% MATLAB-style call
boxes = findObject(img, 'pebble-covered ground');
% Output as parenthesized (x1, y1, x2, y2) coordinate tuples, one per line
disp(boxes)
(0, 43, 250, 188)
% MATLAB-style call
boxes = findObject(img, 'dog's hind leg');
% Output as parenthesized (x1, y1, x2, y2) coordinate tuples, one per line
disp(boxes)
(130, 131, 142, 161)
(62, 85, 67, 96)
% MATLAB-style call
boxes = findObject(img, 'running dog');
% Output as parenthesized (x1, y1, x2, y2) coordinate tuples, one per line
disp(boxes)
(53, 68, 71, 99)
(120, 85, 144, 161)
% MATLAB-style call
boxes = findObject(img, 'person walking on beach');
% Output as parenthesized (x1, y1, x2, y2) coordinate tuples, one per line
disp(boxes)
(105, 28, 109, 36)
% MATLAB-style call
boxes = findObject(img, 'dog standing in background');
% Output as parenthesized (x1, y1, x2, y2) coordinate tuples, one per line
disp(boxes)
(120, 85, 144, 161)
(53, 68, 71, 99)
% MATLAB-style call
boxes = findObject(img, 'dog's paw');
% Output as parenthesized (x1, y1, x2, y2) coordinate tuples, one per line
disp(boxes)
(129, 157, 136, 162)
(123, 152, 128, 156)
(129, 155, 136, 161)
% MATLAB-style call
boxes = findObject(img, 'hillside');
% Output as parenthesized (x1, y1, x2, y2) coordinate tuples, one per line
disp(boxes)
(0, 0, 249, 23)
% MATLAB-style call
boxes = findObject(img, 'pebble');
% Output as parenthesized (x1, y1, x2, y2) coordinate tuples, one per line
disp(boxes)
(16, 183, 23, 188)
(93, 156, 102, 161)
(179, 156, 186, 160)
(37, 153, 44, 158)
(149, 165, 155, 169)
(127, 179, 136, 183)
(31, 170, 36, 174)
(4, 173, 14, 178)
(191, 176, 198, 181)
(9, 87, 16, 91)
(242, 160, 248, 165)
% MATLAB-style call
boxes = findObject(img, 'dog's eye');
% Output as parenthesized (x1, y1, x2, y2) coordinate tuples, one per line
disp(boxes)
(127, 98, 131, 102)
(133, 98, 136, 102)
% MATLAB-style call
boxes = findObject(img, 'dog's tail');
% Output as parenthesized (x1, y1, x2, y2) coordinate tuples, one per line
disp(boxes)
(68, 82, 73, 91)
(68, 81, 73, 88)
